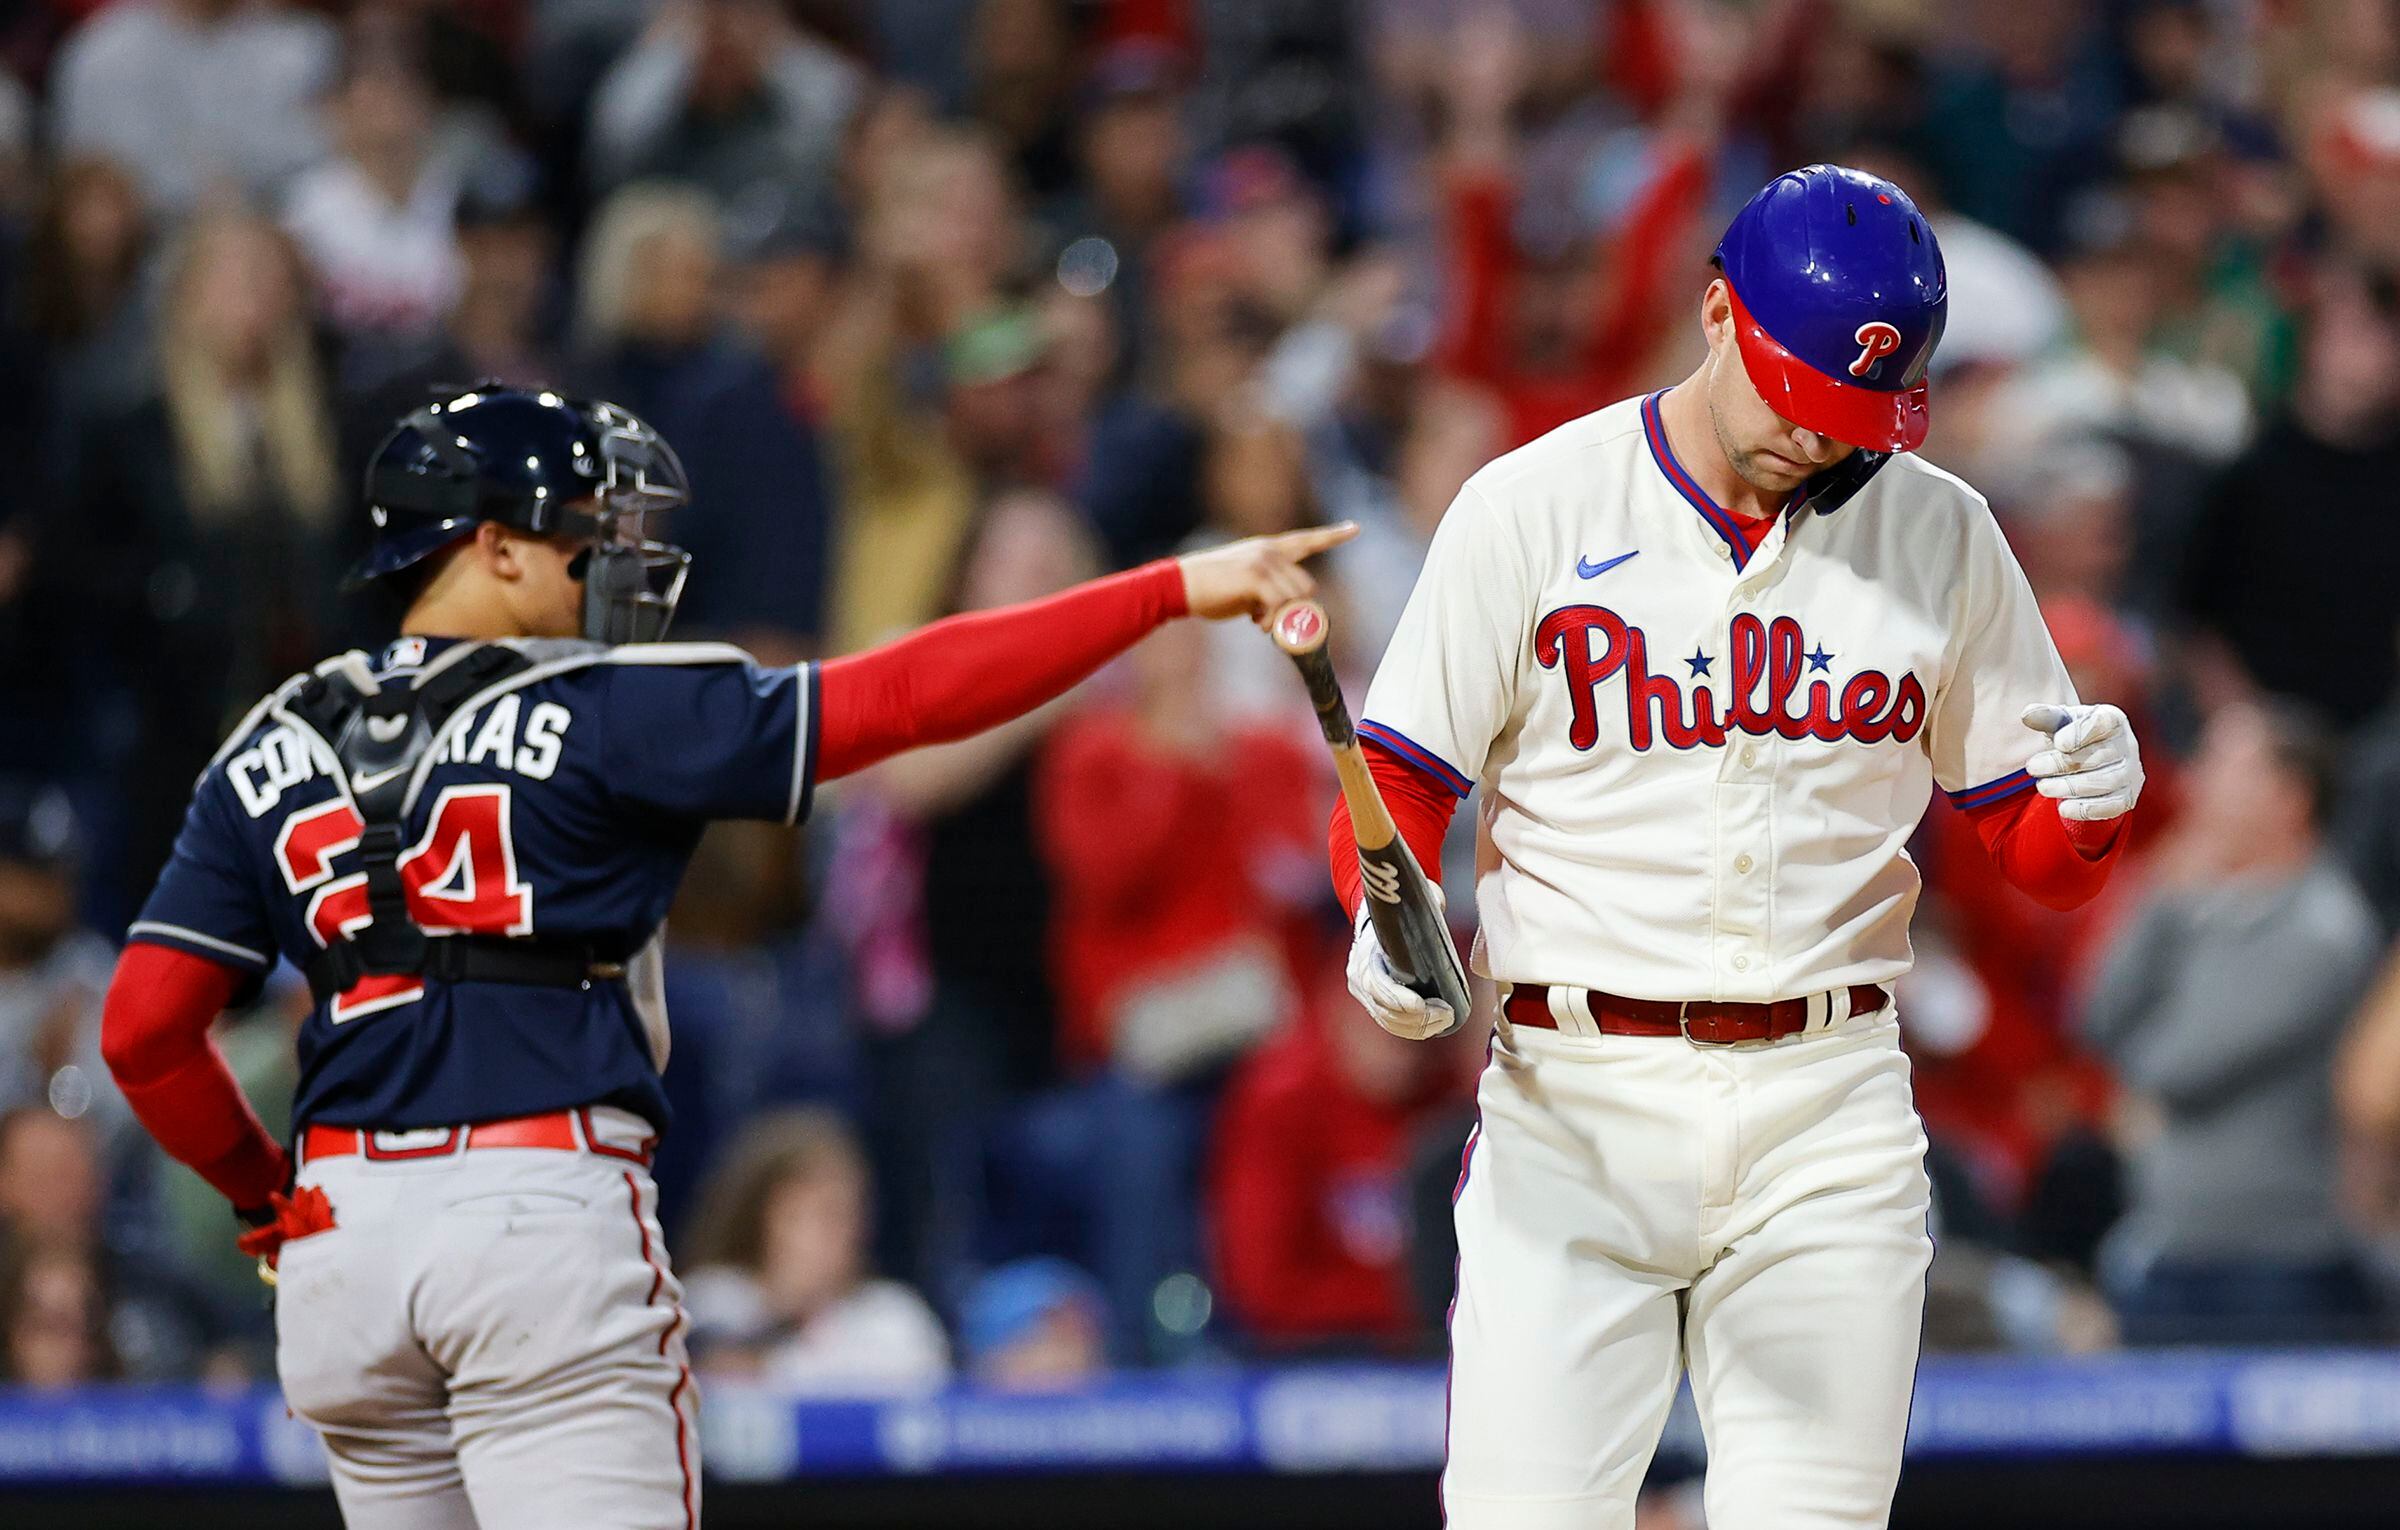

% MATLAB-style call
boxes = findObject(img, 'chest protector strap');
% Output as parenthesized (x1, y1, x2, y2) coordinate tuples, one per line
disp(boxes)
(286, 643, 629, 1006)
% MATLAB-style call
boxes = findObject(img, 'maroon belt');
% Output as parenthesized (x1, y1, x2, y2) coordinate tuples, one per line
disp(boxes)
(1504, 984, 1888, 1045)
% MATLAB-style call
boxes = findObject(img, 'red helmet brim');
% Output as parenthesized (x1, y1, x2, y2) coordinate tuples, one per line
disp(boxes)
(1725, 283, 1930, 453)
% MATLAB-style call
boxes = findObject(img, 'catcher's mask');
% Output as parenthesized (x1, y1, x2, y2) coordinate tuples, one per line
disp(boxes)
(352, 386, 694, 644)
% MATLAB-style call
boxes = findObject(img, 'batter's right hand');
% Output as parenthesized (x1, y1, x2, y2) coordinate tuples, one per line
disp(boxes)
(1178, 523, 1359, 626)
(1346, 900, 1457, 1042)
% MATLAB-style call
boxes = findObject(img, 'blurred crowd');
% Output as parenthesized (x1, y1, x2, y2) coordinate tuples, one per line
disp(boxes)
(2, 0, 2400, 1400)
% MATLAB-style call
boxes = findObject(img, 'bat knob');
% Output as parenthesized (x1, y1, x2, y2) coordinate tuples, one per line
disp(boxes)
(1270, 599, 1329, 657)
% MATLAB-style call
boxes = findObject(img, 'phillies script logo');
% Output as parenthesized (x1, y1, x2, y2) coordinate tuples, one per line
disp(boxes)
(1534, 605, 1927, 753)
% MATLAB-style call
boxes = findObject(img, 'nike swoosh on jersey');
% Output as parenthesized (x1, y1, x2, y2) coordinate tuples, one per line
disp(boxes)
(1576, 550, 1639, 579)
(351, 765, 409, 793)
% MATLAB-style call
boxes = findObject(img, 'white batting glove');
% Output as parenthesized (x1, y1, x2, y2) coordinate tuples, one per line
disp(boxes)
(1346, 897, 1456, 1041)
(2021, 703, 2145, 822)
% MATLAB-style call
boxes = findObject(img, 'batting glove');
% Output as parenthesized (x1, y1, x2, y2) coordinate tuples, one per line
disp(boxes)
(1346, 894, 1457, 1041)
(2021, 703, 2145, 822)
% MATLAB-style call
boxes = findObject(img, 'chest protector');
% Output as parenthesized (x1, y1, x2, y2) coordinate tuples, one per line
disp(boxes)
(281, 641, 630, 1006)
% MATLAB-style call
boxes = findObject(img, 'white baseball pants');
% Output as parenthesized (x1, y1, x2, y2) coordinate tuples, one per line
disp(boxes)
(272, 1109, 700, 1530)
(1442, 1009, 1932, 1529)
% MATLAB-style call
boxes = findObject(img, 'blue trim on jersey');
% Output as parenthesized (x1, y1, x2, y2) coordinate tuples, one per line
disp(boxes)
(1641, 392, 1755, 570)
(1948, 769, 2036, 811)
(790, 661, 822, 825)
(1357, 721, 1473, 798)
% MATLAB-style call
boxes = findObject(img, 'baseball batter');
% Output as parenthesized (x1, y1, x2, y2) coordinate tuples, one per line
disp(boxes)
(1332, 166, 2145, 1528)
(97, 385, 1349, 1530)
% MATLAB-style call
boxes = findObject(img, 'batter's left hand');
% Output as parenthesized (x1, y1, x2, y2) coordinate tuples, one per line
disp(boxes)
(2021, 703, 2144, 822)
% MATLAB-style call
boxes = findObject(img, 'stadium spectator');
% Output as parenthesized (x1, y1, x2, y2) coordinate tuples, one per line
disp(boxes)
(1984, 191, 2251, 477)
(1022, 613, 1324, 1359)
(0, 779, 111, 1118)
(2336, 949, 2400, 1256)
(47, 0, 337, 216)
(584, 0, 862, 202)
(815, 122, 1042, 648)
(0, 1231, 116, 1387)
(958, 1256, 1108, 1392)
(436, 150, 565, 386)
(2336, 699, 2400, 936)
(964, 0, 1081, 203)
(0, 1104, 231, 1379)
(0, 1107, 102, 1256)
(679, 1109, 950, 1393)
(848, 491, 1096, 1304)
(55, 206, 339, 912)
(641, 181, 843, 656)
(654, 821, 857, 1233)
(1040, 38, 1188, 384)
(2079, 699, 2385, 1344)
(1429, 6, 1709, 450)
(1990, 437, 2137, 609)
(1074, 225, 1264, 568)
(15, 157, 154, 443)
(568, 177, 724, 415)
(281, 31, 463, 359)
(1914, 0, 2120, 254)
(2179, 258, 2400, 730)
(1210, 971, 1454, 1352)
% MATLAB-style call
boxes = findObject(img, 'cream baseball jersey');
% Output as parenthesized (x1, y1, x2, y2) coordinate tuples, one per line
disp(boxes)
(1358, 391, 2074, 1003)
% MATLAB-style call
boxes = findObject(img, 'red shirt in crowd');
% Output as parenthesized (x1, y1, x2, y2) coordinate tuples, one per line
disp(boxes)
(1033, 709, 1324, 1074)
(1209, 1018, 1440, 1347)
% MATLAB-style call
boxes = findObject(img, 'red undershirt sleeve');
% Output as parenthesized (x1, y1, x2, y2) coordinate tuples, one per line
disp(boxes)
(1329, 740, 1464, 920)
(1963, 789, 2127, 912)
(813, 558, 1187, 781)
(101, 943, 291, 1209)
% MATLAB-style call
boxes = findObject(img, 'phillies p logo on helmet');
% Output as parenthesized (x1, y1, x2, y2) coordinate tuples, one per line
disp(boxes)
(1848, 322, 1903, 378)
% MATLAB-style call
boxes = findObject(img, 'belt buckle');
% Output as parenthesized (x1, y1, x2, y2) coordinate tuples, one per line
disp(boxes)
(1678, 1001, 1773, 1049)
(1676, 1001, 1713, 1047)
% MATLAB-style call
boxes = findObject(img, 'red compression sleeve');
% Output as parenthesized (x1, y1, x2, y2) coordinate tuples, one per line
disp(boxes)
(1329, 740, 1463, 919)
(814, 559, 1187, 781)
(1964, 790, 2127, 912)
(101, 944, 290, 1209)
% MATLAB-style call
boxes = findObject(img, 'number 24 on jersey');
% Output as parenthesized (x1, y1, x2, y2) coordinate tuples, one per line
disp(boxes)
(273, 785, 535, 1022)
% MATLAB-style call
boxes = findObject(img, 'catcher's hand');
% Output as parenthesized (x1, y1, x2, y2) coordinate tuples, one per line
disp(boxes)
(1178, 523, 1358, 626)
(236, 1185, 337, 1285)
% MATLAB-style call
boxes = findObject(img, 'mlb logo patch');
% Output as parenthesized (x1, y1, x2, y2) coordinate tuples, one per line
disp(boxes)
(384, 637, 430, 669)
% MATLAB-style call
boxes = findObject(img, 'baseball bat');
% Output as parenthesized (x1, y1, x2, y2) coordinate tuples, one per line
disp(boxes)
(1268, 600, 1472, 1035)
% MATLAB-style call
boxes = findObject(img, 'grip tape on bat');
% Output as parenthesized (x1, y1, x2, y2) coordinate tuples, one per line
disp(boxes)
(1358, 823, 1473, 1033)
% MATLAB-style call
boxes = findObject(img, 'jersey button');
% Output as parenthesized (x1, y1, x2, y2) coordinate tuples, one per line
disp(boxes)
(1733, 955, 1751, 972)
(1734, 853, 1755, 874)
(1713, 541, 1732, 560)
(1739, 747, 1759, 768)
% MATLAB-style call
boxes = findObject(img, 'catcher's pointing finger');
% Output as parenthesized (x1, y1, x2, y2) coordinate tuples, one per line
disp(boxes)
(1178, 521, 1359, 623)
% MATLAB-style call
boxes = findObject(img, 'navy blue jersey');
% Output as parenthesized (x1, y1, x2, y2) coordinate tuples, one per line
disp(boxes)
(129, 637, 820, 1132)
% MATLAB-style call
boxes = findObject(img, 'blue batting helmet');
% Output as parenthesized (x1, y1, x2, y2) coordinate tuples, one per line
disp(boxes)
(1712, 165, 1947, 453)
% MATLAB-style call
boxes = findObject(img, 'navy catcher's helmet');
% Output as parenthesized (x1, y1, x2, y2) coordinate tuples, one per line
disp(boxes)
(351, 385, 692, 644)
(1712, 165, 1947, 454)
